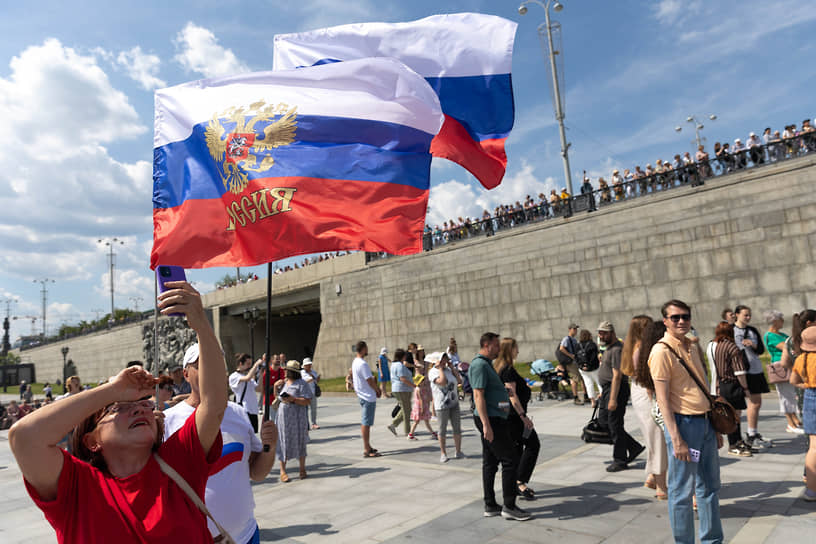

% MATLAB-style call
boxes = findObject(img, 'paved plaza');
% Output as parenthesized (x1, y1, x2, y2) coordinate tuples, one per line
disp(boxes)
(1, 392, 814, 543)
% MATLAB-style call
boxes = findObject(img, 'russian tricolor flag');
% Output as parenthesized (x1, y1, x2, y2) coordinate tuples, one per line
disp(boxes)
(151, 58, 443, 268)
(273, 13, 517, 190)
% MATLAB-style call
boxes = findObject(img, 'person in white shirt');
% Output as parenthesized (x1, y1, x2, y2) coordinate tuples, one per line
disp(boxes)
(427, 352, 464, 463)
(352, 341, 382, 457)
(300, 358, 320, 429)
(732, 138, 747, 169)
(165, 343, 277, 544)
(747, 132, 764, 165)
(229, 353, 263, 433)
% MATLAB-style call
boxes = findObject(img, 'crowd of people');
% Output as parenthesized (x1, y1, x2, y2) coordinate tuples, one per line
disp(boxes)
(215, 251, 353, 290)
(6, 285, 815, 542)
(422, 117, 816, 250)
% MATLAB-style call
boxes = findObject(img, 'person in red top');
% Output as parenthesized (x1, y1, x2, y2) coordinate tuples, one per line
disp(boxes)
(9, 281, 228, 543)
(261, 354, 287, 412)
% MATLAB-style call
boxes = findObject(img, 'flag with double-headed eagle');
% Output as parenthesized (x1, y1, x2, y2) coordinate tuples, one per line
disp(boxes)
(273, 12, 517, 190)
(151, 58, 444, 269)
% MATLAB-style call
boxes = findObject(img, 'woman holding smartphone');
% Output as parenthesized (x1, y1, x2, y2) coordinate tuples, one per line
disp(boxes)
(275, 360, 312, 482)
(9, 281, 227, 543)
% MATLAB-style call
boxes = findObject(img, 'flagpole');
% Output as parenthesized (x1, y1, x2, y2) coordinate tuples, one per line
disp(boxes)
(263, 262, 272, 443)
(153, 274, 159, 405)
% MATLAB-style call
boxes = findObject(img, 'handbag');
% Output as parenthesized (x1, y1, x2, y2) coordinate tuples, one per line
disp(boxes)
(659, 342, 739, 435)
(314, 383, 322, 397)
(767, 362, 791, 384)
(391, 403, 401, 418)
(580, 404, 613, 444)
(154, 454, 237, 544)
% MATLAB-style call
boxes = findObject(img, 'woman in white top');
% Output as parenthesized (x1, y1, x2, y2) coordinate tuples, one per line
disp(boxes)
(427, 352, 463, 463)
(300, 358, 321, 429)
(229, 353, 263, 432)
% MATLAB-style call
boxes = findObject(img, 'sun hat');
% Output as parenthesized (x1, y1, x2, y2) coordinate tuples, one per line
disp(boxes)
(801, 327, 816, 352)
(284, 360, 302, 372)
(302, 358, 313, 366)
(597, 321, 614, 332)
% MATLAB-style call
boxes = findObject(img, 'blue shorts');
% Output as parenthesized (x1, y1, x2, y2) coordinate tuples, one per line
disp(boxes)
(359, 398, 376, 426)
(803, 388, 816, 435)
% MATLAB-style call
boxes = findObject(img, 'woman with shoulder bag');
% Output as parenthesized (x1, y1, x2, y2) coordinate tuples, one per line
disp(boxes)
(764, 310, 803, 434)
(576, 330, 602, 408)
(713, 322, 753, 456)
(428, 352, 464, 463)
(790, 325, 816, 502)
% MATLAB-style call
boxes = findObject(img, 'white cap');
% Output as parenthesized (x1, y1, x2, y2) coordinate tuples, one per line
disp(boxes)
(302, 357, 313, 366)
(183, 344, 199, 368)
(424, 351, 448, 364)
(380, 347, 387, 355)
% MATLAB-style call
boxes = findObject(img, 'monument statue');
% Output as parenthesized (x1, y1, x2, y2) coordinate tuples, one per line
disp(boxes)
(141, 318, 197, 373)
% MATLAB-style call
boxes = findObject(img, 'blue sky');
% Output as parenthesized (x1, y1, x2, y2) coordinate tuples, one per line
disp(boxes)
(1, 0, 814, 342)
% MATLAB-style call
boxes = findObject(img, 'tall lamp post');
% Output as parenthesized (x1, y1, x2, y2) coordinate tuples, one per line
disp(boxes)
(33, 278, 54, 338)
(519, 0, 574, 197)
(98, 237, 124, 325)
(675, 114, 718, 150)
(61, 345, 69, 393)
(243, 307, 259, 362)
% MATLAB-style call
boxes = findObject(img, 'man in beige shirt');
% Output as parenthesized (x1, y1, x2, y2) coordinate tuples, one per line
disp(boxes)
(649, 299, 723, 544)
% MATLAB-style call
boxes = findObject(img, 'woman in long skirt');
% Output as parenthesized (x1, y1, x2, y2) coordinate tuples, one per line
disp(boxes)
(276, 360, 312, 482)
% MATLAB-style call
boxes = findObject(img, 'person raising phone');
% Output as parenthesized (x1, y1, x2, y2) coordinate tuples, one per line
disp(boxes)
(9, 281, 228, 543)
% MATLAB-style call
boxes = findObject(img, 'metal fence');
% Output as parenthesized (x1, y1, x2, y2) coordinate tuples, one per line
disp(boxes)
(365, 135, 816, 260)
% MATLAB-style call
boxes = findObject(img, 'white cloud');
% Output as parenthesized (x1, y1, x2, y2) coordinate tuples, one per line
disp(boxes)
(0, 39, 150, 284)
(173, 22, 250, 78)
(116, 46, 166, 90)
(652, 0, 702, 24)
(426, 162, 556, 226)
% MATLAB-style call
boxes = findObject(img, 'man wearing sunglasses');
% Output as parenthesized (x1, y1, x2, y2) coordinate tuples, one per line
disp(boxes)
(649, 299, 723, 544)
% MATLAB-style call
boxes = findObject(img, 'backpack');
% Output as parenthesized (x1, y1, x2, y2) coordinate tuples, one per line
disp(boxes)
(576, 341, 599, 372)
(555, 336, 576, 365)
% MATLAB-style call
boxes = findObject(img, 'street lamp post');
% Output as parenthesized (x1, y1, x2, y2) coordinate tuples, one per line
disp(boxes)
(98, 237, 124, 325)
(61, 345, 69, 393)
(675, 114, 718, 150)
(519, 0, 574, 197)
(243, 307, 259, 362)
(33, 278, 54, 338)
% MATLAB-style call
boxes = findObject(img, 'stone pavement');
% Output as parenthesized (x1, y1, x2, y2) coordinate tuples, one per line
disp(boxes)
(1, 392, 814, 543)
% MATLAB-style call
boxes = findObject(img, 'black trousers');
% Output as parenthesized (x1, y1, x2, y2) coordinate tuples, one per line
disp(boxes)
(247, 413, 259, 433)
(508, 415, 541, 485)
(599, 379, 642, 465)
(474, 416, 520, 508)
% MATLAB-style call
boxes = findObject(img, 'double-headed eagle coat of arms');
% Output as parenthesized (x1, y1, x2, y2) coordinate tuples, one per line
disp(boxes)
(205, 101, 298, 195)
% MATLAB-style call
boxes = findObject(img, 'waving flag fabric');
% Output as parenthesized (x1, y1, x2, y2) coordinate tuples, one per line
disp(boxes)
(273, 12, 517, 190)
(151, 58, 443, 269)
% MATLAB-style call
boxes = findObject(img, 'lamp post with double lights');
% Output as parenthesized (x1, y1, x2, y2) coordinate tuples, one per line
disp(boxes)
(61, 345, 69, 393)
(518, 0, 574, 197)
(675, 114, 718, 151)
(98, 237, 124, 326)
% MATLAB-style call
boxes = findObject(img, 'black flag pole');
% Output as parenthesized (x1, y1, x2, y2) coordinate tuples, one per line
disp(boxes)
(263, 262, 273, 416)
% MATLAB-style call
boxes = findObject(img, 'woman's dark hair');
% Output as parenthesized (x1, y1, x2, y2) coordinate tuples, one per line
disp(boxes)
(634, 320, 667, 389)
(578, 329, 592, 342)
(791, 309, 816, 355)
(714, 321, 734, 343)
(72, 407, 164, 473)
(235, 353, 251, 366)
(158, 375, 174, 389)
(286, 369, 301, 381)
(734, 304, 751, 316)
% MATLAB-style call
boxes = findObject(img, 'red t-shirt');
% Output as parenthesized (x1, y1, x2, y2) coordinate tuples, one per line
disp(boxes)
(262, 367, 287, 405)
(26, 409, 222, 543)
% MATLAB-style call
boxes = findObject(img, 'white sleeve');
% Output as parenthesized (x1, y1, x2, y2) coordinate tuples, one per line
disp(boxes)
(228, 372, 241, 389)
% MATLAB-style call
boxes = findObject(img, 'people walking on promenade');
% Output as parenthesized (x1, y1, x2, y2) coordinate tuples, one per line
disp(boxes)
(598, 320, 643, 472)
(734, 305, 771, 449)
(408, 355, 437, 441)
(711, 322, 753, 457)
(494, 338, 539, 500)
(649, 299, 724, 544)
(626, 316, 668, 498)
(763, 310, 804, 433)
(790, 326, 816, 502)
(469, 332, 529, 521)
(428, 351, 463, 462)
(377, 347, 391, 399)
(352, 341, 381, 458)
(388, 348, 415, 436)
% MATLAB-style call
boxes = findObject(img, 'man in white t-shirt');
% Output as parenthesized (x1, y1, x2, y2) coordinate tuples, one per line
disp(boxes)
(301, 358, 320, 429)
(229, 353, 263, 432)
(352, 340, 381, 457)
(165, 344, 277, 544)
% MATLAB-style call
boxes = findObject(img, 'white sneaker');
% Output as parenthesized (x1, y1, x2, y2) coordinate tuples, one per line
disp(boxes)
(440, 453, 449, 463)
(454, 451, 465, 459)
(787, 425, 805, 435)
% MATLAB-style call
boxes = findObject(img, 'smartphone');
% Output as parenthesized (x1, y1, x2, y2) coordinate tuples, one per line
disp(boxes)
(279, 392, 291, 399)
(156, 265, 187, 316)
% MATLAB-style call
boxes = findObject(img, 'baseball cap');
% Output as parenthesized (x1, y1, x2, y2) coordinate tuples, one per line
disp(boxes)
(424, 351, 446, 365)
(568, 323, 580, 329)
(597, 321, 614, 332)
(183, 344, 200, 368)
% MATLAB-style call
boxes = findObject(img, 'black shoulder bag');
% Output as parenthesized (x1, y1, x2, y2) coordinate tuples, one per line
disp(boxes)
(658, 342, 739, 434)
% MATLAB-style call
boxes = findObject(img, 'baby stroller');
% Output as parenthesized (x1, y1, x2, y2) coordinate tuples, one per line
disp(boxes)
(531, 359, 573, 401)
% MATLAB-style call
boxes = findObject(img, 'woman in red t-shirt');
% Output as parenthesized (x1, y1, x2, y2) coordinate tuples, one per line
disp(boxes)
(9, 281, 228, 543)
